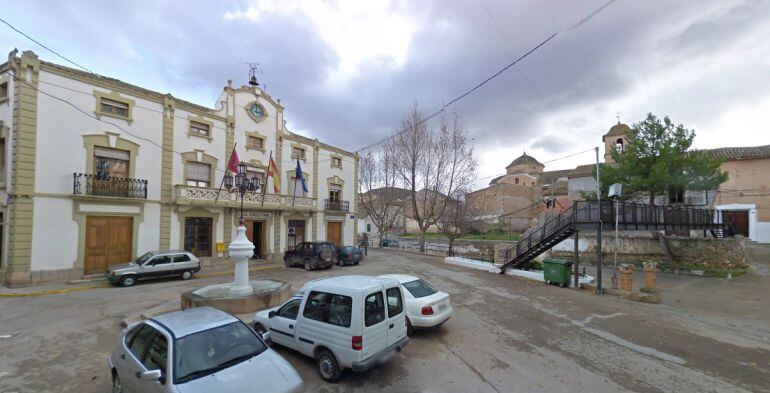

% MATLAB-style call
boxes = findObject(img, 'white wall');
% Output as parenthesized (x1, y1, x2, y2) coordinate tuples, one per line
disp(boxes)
(138, 202, 161, 254)
(30, 196, 78, 271)
(172, 108, 227, 187)
(35, 71, 164, 199)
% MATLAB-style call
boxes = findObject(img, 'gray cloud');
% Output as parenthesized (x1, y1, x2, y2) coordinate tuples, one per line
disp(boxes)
(2, 0, 770, 160)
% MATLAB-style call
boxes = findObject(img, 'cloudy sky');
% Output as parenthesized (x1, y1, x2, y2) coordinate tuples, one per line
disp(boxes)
(3, 0, 769, 189)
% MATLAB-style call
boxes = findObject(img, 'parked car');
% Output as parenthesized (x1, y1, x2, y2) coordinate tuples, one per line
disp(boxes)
(380, 239, 398, 247)
(337, 246, 364, 266)
(379, 274, 452, 336)
(106, 250, 201, 287)
(252, 275, 409, 382)
(109, 306, 303, 393)
(283, 242, 337, 271)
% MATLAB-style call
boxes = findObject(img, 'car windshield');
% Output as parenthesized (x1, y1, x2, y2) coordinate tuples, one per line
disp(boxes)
(344, 246, 357, 252)
(174, 321, 267, 384)
(403, 279, 438, 298)
(134, 252, 154, 264)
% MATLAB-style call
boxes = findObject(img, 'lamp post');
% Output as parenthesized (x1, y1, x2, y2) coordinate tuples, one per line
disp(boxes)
(223, 162, 262, 296)
(608, 183, 622, 290)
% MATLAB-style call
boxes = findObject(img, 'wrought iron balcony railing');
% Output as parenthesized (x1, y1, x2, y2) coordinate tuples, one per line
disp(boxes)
(73, 173, 148, 199)
(324, 199, 349, 212)
(174, 185, 316, 209)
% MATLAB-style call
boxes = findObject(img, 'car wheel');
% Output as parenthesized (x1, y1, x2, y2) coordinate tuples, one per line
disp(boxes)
(284, 257, 291, 268)
(317, 349, 342, 383)
(304, 260, 311, 271)
(406, 317, 413, 336)
(181, 271, 193, 280)
(112, 372, 123, 393)
(120, 275, 137, 288)
(354, 262, 359, 265)
(337, 258, 342, 266)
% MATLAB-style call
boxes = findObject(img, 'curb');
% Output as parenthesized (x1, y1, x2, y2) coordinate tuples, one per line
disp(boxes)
(0, 265, 283, 298)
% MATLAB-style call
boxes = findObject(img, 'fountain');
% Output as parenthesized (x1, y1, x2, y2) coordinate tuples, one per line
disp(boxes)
(181, 160, 291, 315)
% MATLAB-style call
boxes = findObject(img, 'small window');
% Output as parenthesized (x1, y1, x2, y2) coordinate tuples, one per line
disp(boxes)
(100, 98, 130, 118)
(302, 291, 352, 327)
(189, 121, 210, 137)
(186, 162, 211, 188)
(150, 255, 171, 265)
(367, 224, 371, 232)
(128, 324, 157, 362)
(0, 82, 7, 101)
(514, 177, 519, 185)
(247, 136, 264, 149)
(616, 138, 624, 152)
(668, 189, 684, 204)
(173, 254, 191, 263)
(331, 156, 342, 167)
(364, 292, 385, 327)
(386, 287, 403, 317)
(143, 334, 168, 377)
(278, 299, 302, 320)
(292, 147, 305, 160)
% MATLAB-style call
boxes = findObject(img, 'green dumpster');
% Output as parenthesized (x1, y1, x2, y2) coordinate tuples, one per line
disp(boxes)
(543, 258, 573, 287)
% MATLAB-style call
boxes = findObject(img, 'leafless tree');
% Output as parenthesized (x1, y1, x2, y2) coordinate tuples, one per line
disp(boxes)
(436, 191, 480, 256)
(358, 146, 404, 247)
(390, 105, 477, 252)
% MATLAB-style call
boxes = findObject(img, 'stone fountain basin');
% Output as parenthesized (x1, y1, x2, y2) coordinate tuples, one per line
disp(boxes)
(181, 279, 292, 315)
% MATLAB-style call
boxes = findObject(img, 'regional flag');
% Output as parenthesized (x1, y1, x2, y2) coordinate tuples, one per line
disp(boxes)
(268, 154, 281, 193)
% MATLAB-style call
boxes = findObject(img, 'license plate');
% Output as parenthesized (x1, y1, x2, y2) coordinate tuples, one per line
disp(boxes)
(438, 304, 445, 312)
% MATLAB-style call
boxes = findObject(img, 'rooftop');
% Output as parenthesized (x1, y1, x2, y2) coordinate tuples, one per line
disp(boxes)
(704, 145, 770, 161)
(150, 306, 238, 338)
(507, 152, 543, 168)
(603, 123, 631, 140)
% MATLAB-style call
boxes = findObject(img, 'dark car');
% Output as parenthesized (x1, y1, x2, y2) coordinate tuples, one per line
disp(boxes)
(337, 246, 363, 266)
(284, 242, 337, 271)
(380, 239, 399, 247)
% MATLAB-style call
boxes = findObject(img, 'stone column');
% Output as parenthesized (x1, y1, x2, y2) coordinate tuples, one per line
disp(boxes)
(229, 224, 255, 295)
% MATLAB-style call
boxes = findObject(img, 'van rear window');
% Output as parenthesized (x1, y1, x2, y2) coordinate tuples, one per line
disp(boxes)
(364, 292, 385, 327)
(303, 291, 352, 327)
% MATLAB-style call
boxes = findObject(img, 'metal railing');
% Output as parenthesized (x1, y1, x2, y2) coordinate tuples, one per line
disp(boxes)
(505, 200, 726, 262)
(324, 199, 349, 212)
(73, 173, 148, 199)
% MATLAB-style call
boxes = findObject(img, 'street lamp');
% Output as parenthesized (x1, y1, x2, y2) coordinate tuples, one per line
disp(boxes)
(224, 162, 260, 224)
(608, 183, 622, 290)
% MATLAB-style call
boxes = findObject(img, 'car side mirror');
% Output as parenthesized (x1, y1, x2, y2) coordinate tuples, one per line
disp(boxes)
(262, 331, 272, 343)
(268, 310, 276, 318)
(138, 369, 162, 382)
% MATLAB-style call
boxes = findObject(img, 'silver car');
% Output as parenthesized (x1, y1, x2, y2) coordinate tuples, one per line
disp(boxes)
(108, 306, 304, 393)
(106, 250, 201, 287)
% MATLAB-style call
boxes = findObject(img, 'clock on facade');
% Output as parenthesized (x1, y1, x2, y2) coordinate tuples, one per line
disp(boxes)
(248, 103, 265, 121)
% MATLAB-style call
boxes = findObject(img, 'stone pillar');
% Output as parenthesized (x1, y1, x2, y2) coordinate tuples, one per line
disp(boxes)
(229, 225, 255, 295)
(619, 264, 634, 292)
(643, 261, 657, 290)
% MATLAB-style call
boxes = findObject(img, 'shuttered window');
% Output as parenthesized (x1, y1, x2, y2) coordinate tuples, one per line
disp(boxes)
(100, 98, 130, 118)
(94, 147, 130, 179)
(189, 121, 210, 137)
(186, 162, 211, 187)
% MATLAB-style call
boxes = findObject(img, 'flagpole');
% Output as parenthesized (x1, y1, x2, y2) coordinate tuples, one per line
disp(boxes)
(214, 142, 237, 205)
(292, 158, 297, 207)
(261, 151, 272, 207)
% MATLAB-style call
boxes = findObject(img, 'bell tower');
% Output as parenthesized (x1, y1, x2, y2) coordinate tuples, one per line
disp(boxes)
(602, 122, 630, 163)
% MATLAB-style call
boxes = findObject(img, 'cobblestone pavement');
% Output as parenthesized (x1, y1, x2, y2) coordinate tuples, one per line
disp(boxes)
(1, 248, 768, 392)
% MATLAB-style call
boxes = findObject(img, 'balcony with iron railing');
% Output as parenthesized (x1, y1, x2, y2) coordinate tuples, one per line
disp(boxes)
(73, 173, 148, 199)
(324, 199, 349, 212)
(174, 184, 316, 210)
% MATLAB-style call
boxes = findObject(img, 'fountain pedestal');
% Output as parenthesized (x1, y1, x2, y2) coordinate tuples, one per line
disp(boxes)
(180, 224, 291, 314)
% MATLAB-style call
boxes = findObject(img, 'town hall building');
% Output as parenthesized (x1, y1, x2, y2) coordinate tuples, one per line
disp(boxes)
(0, 50, 359, 286)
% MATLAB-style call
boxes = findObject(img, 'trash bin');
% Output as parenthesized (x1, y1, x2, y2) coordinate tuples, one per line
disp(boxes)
(543, 258, 573, 287)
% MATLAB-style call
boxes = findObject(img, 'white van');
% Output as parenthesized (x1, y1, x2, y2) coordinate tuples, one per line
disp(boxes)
(252, 275, 409, 382)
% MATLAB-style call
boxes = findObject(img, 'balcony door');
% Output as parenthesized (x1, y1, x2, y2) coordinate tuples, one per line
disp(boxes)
(184, 217, 212, 257)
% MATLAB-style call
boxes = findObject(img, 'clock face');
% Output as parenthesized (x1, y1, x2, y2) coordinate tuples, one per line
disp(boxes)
(249, 103, 264, 120)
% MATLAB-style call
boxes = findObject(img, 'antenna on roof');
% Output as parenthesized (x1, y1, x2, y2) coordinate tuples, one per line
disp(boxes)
(239, 62, 262, 87)
(616, 111, 621, 124)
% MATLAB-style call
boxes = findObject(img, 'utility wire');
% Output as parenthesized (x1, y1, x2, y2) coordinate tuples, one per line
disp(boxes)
(355, 0, 620, 153)
(0, 17, 96, 74)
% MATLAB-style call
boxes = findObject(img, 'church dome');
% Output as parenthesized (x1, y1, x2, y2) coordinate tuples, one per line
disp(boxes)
(603, 123, 631, 141)
(507, 152, 543, 168)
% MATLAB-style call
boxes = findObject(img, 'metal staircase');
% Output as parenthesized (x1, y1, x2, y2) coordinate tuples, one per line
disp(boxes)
(499, 200, 730, 273)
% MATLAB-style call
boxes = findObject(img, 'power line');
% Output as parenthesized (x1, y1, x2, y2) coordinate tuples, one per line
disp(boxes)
(355, 0, 620, 153)
(0, 17, 96, 74)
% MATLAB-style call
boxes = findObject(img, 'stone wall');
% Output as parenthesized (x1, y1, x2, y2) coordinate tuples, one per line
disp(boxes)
(550, 231, 747, 269)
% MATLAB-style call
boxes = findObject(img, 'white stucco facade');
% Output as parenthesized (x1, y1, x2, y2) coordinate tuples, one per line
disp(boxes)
(0, 50, 358, 285)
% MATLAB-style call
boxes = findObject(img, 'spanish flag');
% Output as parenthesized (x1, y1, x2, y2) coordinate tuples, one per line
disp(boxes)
(267, 153, 281, 193)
